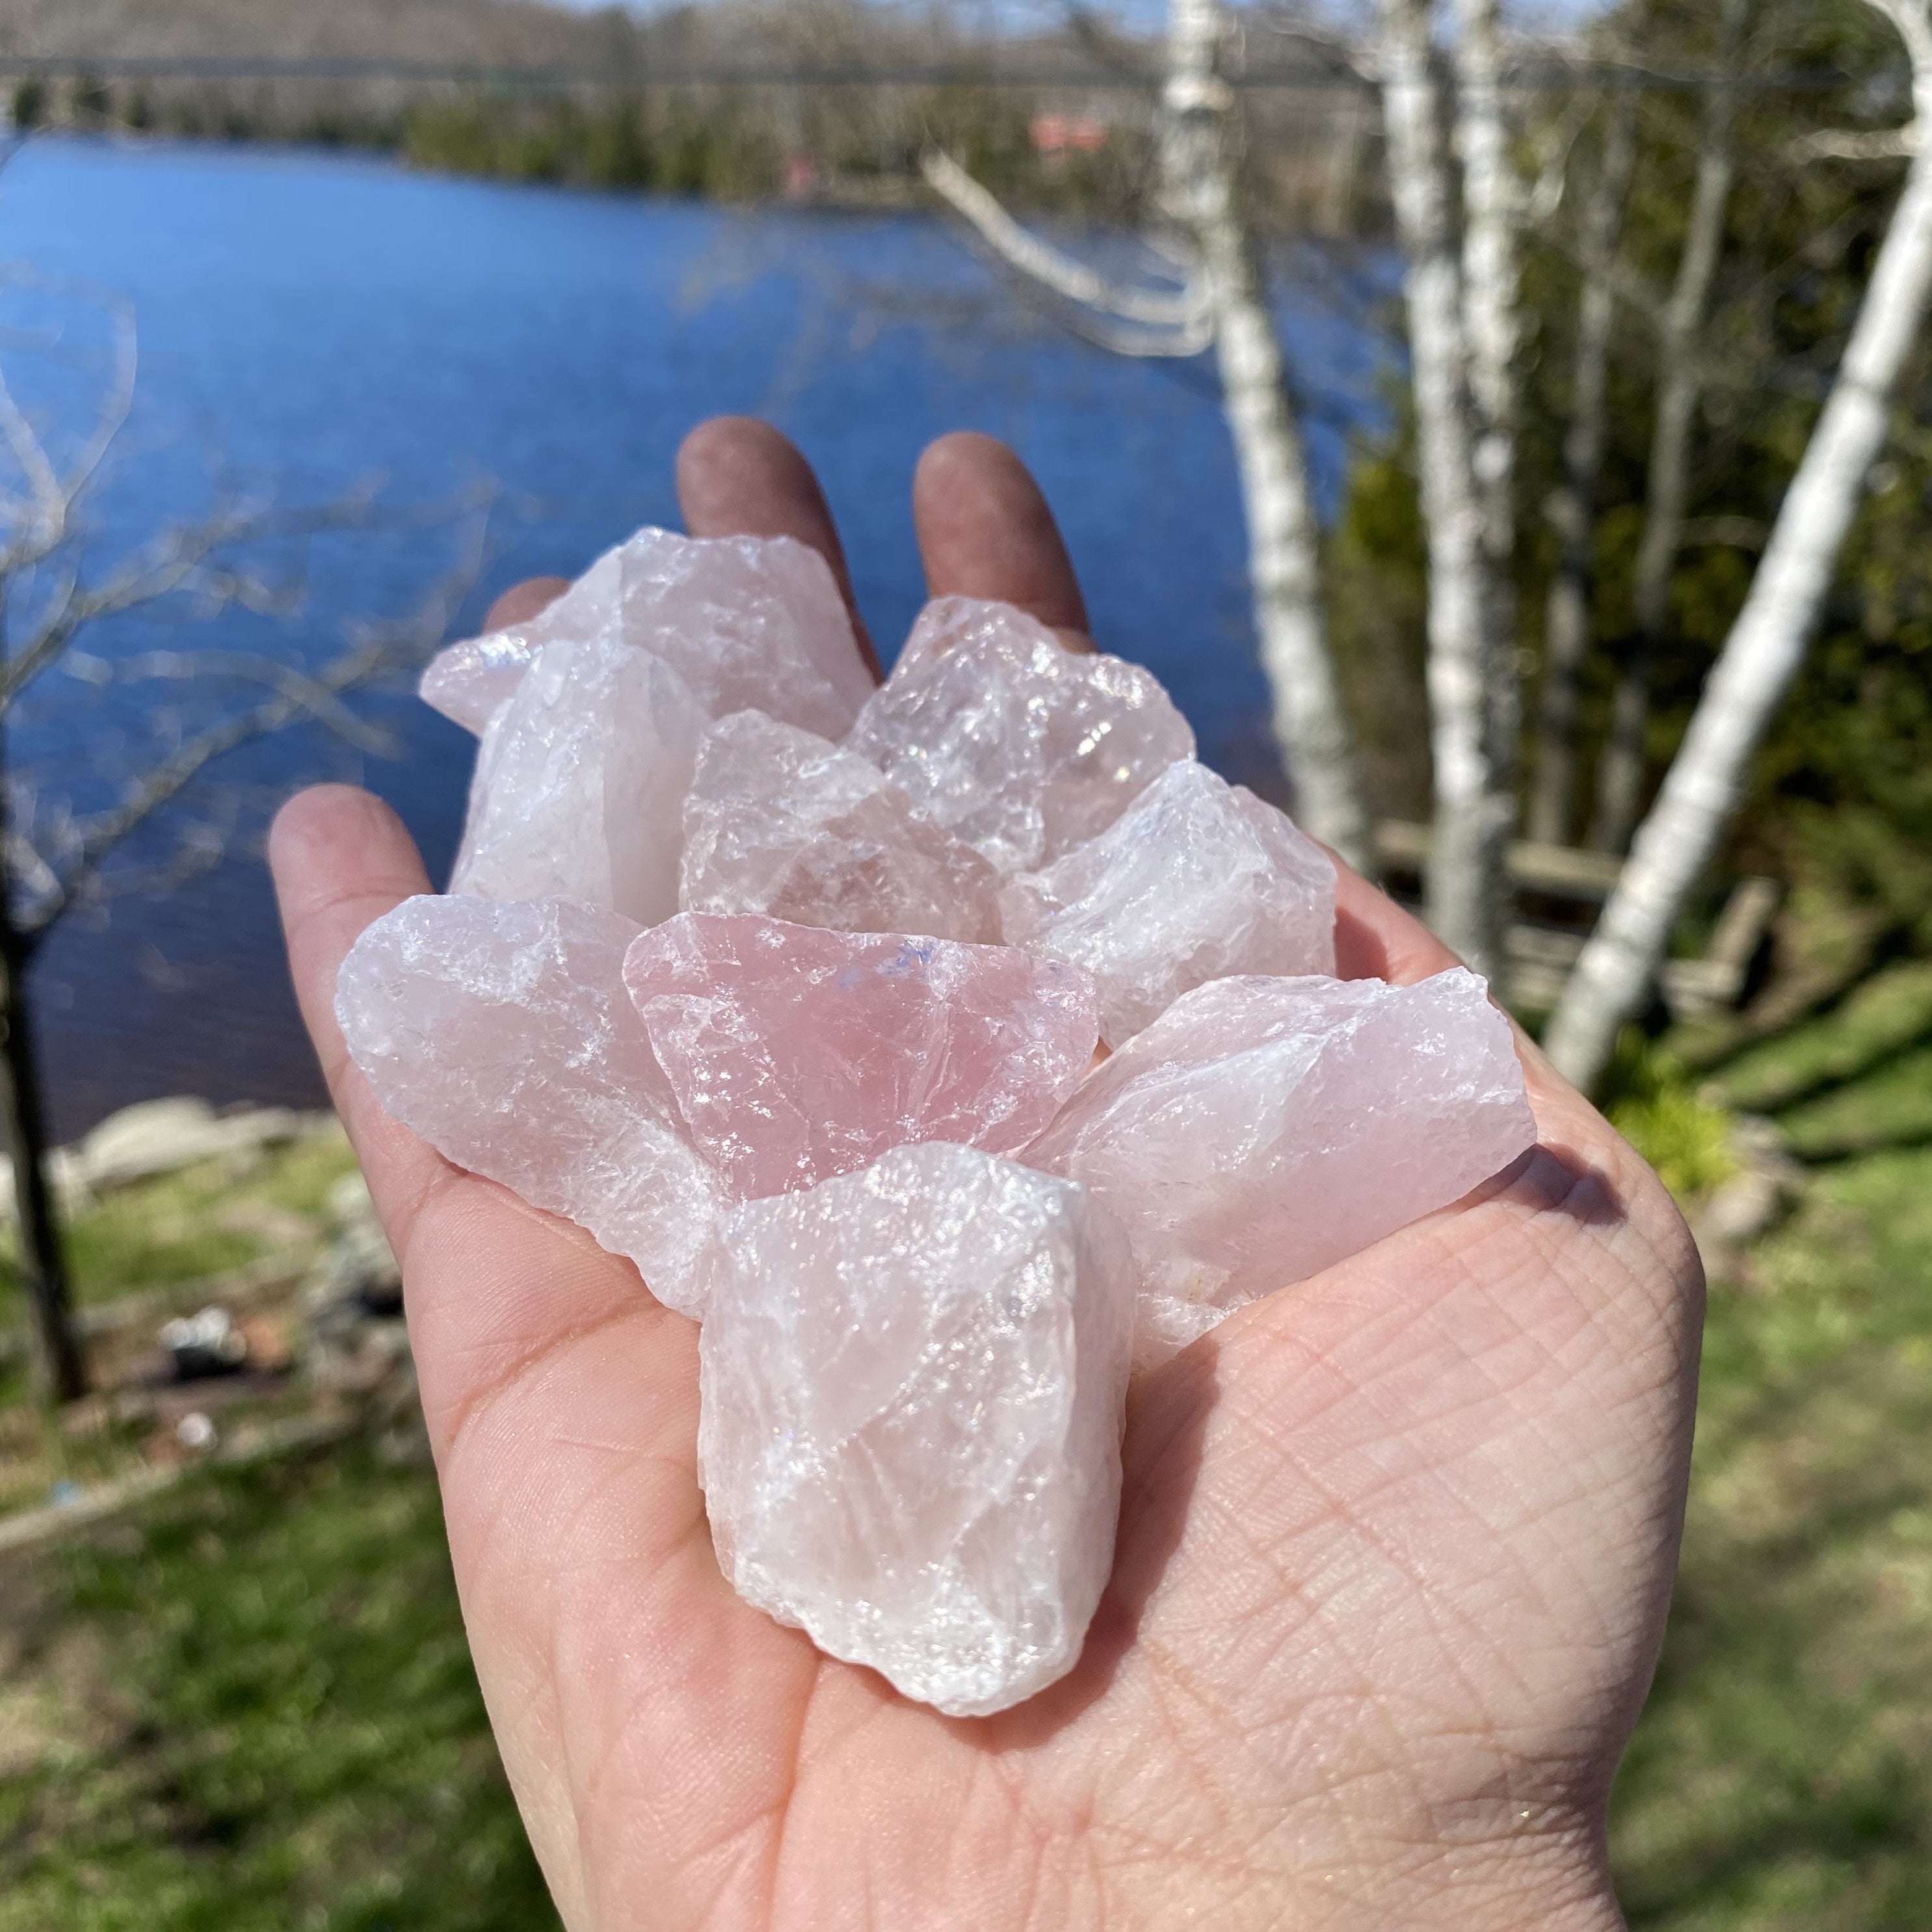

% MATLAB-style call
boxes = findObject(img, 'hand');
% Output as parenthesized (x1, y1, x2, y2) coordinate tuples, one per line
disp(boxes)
(270, 419, 1701, 1931)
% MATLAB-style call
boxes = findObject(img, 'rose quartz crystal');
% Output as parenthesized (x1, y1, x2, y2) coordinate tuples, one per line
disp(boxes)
(999, 759, 1337, 1046)
(623, 913, 1098, 1202)
(335, 894, 724, 1317)
(696, 1143, 1135, 1716)
(680, 709, 1003, 941)
(421, 547, 626, 734)
(421, 527, 871, 739)
(845, 597, 1195, 877)
(449, 633, 709, 925)
(1028, 970, 1537, 1360)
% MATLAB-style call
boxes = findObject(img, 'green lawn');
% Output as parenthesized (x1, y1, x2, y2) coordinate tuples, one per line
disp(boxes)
(1610, 983, 1932, 1927)
(0, 1444, 557, 1932)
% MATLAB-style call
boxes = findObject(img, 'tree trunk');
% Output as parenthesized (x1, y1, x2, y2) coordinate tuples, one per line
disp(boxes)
(0, 934, 84, 1401)
(1587, 0, 1747, 854)
(1159, 0, 1375, 871)
(1547, 127, 1932, 1091)
(1451, 0, 1524, 797)
(1377, 0, 1513, 977)
(1529, 90, 1637, 847)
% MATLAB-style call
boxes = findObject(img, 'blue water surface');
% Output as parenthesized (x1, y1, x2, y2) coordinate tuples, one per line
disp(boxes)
(3, 137, 1394, 1135)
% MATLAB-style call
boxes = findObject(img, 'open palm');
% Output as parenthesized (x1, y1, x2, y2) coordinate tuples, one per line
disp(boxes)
(271, 421, 1700, 1932)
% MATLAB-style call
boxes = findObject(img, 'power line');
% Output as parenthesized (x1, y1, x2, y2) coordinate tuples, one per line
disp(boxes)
(0, 53, 1850, 96)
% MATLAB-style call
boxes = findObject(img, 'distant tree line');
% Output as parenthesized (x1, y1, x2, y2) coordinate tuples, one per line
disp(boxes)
(7, 55, 1371, 232)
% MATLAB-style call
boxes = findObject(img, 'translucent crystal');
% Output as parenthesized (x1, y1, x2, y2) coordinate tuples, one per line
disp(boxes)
(449, 633, 709, 925)
(696, 1143, 1135, 1717)
(1028, 970, 1537, 1360)
(999, 759, 1337, 1046)
(680, 709, 1002, 942)
(335, 895, 724, 1317)
(846, 597, 1195, 877)
(420, 527, 871, 739)
(622, 913, 1098, 1202)
(421, 548, 625, 734)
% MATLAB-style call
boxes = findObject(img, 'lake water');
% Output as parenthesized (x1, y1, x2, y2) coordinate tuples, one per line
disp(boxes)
(5, 137, 1392, 1140)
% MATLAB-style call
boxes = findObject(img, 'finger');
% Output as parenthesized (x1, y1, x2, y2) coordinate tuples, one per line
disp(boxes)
(912, 432, 1092, 650)
(484, 575, 570, 633)
(676, 415, 879, 677)
(269, 784, 452, 1243)
(1327, 852, 1464, 986)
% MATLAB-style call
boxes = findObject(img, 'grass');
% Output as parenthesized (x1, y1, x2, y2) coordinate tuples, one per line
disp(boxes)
(0, 1443, 555, 1931)
(1609, 979, 1932, 1928)
(0, 1128, 361, 1315)
(0, 1128, 366, 1518)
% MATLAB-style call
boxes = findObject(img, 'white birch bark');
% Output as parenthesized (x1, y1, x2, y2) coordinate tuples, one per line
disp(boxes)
(1378, 0, 1512, 975)
(1588, 0, 1747, 854)
(1452, 0, 1524, 774)
(1548, 0, 1932, 1090)
(1158, 0, 1374, 869)
(1529, 90, 1637, 845)
(921, 1, 1374, 870)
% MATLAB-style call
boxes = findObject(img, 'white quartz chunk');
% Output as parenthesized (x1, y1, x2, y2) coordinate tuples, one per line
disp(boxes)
(421, 527, 871, 739)
(449, 633, 709, 925)
(1027, 970, 1537, 1361)
(999, 758, 1337, 1046)
(680, 709, 1003, 942)
(335, 894, 724, 1317)
(846, 597, 1195, 877)
(421, 548, 626, 734)
(696, 1143, 1135, 1717)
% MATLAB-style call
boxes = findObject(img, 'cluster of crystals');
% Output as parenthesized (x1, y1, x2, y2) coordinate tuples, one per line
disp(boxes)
(337, 527, 1537, 1717)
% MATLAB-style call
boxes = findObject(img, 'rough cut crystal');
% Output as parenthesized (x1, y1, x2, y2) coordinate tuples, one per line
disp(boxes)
(623, 913, 1098, 1202)
(999, 758, 1337, 1046)
(420, 527, 871, 740)
(421, 548, 626, 734)
(334, 894, 724, 1317)
(846, 597, 1195, 877)
(1027, 970, 1537, 1360)
(449, 633, 709, 925)
(680, 709, 1003, 942)
(696, 1143, 1135, 1717)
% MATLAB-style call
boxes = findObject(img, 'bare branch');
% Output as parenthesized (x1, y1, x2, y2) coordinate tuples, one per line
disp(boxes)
(20, 511, 488, 937)
(1792, 124, 1922, 161)
(0, 487, 386, 711)
(920, 148, 1211, 336)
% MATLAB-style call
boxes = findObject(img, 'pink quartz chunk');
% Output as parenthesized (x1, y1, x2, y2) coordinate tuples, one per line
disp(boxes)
(1027, 970, 1537, 1361)
(680, 709, 1002, 942)
(999, 758, 1337, 1046)
(420, 527, 871, 740)
(696, 1143, 1135, 1716)
(622, 913, 1099, 1202)
(334, 894, 724, 1317)
(449, 633, 709, 925)
(845, 597, 1195, 877)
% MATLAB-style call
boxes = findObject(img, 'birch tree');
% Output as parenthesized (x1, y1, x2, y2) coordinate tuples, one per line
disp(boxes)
(1529, 86, 1637, 845)
(0, 287, 478, 1399)
(1587, 0, 1751, 854)
(1375, 0, 1517, 976)
(921, 0, 1375, 871)
(1546, 0, 1932, 1089)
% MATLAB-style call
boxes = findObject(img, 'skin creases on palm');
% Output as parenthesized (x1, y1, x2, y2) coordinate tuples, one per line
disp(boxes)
(271, 419, 1700, 1932)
